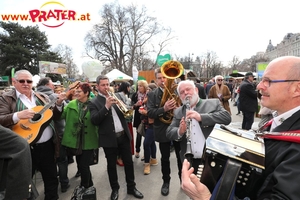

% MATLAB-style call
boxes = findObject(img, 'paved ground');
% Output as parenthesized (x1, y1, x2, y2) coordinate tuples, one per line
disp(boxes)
(33, 100, 261, 200)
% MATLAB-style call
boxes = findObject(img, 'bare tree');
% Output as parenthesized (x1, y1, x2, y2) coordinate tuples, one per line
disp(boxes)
(84, 2, 174, 75)
(202, 51, 222, 79)
(228, 55, 241, 70)
(53, 44, 79, 79)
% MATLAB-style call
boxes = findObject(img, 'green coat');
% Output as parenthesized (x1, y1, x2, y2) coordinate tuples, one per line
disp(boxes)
(61, 99, 99, 150)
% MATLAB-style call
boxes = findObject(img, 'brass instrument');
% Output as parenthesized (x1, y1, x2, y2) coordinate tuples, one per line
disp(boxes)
(106, 90, 134, 119)
(159, 60, 184, 124)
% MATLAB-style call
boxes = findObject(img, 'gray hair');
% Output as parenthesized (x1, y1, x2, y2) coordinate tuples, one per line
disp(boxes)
(14, 70, 32, 79)
(177, 80, 195, 94)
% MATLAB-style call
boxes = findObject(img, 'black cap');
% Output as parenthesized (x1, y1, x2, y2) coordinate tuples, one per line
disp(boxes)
(245, 72, 254, 77)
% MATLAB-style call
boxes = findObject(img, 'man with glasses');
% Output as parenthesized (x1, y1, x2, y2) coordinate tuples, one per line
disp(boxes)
(0, 70, 66, 200)
(181, 56, 300, 199)
(239, 71, 258, 130)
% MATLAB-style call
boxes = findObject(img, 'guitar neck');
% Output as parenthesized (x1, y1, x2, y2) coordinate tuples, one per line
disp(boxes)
(37, 98, 57, 115)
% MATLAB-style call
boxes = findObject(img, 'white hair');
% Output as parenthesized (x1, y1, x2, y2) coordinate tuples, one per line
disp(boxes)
(215, 75, 224, 82)
(177, 80, 195, 95)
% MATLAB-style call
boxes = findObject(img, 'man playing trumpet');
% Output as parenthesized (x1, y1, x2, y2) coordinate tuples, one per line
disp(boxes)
(88, 75, 143, 200)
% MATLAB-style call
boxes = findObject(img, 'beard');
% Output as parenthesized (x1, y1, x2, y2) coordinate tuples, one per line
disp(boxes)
(182, 93, 199, 107)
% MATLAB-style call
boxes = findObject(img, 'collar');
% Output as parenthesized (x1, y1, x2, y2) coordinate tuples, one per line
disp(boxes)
(272, 105, 300, 129)
(16, 89, 35, 99)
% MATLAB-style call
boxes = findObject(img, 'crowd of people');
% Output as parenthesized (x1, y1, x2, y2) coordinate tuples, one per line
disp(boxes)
(2, 56, 300, 200)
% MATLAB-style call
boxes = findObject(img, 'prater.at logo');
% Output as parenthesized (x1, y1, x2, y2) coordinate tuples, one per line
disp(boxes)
(28, 1, 90, 28)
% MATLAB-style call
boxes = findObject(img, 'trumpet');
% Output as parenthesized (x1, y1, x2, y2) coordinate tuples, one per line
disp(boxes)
(106, 90, 134, 119)
(184, 96, 194, 168)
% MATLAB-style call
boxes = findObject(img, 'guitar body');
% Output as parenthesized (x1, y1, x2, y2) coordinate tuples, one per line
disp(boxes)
(13, 106, 53, 144)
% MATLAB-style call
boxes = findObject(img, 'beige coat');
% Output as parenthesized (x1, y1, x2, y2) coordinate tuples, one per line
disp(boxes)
(208, 84, 231, 114)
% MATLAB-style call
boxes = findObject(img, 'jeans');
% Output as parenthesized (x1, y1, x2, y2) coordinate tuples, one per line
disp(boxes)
(143, 126, 156, 163)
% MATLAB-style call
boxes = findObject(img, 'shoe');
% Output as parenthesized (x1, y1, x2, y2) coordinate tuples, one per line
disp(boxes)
(127, 188, 144, 199)
(61, 184, 70, 193)
(236, 112, 240, 115)
(141, 156, 145, 161)
(116, 159, 124, 166)
(111, 189, 119, 200)
(161, 182, 169, 196)
(150, 158, 158, 166)
(135, 152, 140, 158)
(144, 163, 150, 175)
(75, 171, 81, 177)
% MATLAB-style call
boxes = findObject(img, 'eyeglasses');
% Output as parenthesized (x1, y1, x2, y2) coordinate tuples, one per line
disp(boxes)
(16, 79, 33, 84)
(217, 79, 223, 81)
(260, 78, 300, 87)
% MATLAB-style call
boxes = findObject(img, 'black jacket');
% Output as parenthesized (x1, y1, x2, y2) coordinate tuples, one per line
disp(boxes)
(239, 80, 258, 113)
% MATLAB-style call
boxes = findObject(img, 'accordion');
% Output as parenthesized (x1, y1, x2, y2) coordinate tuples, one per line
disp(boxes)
(200, 124, 265, 199)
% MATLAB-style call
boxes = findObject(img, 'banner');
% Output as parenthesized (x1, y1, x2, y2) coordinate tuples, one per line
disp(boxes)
(256, 62, 269, 80)
(39, 61, 67, 74)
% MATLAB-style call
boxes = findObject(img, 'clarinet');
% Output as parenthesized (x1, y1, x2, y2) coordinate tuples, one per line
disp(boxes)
(184, 96, 194, 168)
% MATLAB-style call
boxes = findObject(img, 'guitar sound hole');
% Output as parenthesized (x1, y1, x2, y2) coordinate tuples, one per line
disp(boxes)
(32, 114, 41, 121)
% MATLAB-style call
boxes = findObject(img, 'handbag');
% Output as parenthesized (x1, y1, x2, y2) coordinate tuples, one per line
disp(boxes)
(137, 123, 145, 137)
(89, 148, 99, 166)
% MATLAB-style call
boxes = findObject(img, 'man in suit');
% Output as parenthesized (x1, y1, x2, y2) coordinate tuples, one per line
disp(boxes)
(147, 66, 183, 196)
(166, 80, 231, 170)
(239, 71, 258, 130)
(0, 70, 66, 200)
(181, 56, 300, 200)
(88, 75, 143, 200)
(0, 125, 32, 200)
(195, 79, 206, 99)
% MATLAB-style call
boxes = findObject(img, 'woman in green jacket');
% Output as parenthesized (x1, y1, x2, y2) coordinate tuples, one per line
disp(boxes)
(61, 82, 99, 192)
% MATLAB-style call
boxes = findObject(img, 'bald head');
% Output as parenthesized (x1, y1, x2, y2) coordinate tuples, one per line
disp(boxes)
(257, 56, 300, 115)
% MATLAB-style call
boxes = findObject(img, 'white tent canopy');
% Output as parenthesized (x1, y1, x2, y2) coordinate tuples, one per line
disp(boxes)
(105, 69, 133, 83)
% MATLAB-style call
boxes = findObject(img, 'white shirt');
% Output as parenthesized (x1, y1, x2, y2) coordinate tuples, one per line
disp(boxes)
(99, 92, 124, 133)
(271, 106, 300, 131)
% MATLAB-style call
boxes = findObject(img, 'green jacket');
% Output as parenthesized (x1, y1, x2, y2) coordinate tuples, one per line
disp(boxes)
(61, 99, 99, 150)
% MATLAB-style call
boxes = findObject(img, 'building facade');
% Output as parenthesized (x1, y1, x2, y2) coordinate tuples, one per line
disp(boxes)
(265, 33, 300, 60)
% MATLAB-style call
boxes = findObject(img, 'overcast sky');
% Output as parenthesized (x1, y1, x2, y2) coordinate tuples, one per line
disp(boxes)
(1, 0, 299, 74)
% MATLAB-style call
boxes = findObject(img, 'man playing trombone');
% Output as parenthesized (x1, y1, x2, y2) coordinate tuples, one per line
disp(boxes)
(166, 80, 231, 171)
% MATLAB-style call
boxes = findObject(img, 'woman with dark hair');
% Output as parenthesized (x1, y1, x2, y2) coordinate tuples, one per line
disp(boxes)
(114, 82, 134, 166)
(61, 82, 99, 195)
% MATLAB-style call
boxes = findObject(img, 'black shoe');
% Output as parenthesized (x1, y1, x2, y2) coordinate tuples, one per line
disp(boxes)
(236, 112, 240, 115)
(75, 171, 81, 177)
(161, 182, 169, 196)
(111, 189, 119, 200)
(127, 188, 144, 199)
(61, 184, 70, 193)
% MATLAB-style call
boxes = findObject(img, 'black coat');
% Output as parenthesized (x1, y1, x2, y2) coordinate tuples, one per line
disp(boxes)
(147, 88, 170, 143)
(195, 83, 206, 99)
(88, 95, 132, 148)
(239, 80, 258, 113)
(256, 110, 300, 199)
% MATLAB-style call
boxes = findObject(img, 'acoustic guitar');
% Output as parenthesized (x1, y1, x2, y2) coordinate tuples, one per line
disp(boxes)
(13, 81, 81, 144)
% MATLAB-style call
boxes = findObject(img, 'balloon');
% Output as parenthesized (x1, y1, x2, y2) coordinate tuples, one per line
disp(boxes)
(81, 59, 104, 82)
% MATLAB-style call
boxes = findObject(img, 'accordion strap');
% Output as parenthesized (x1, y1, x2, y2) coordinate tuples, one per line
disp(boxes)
(212, 159, 242, 200)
